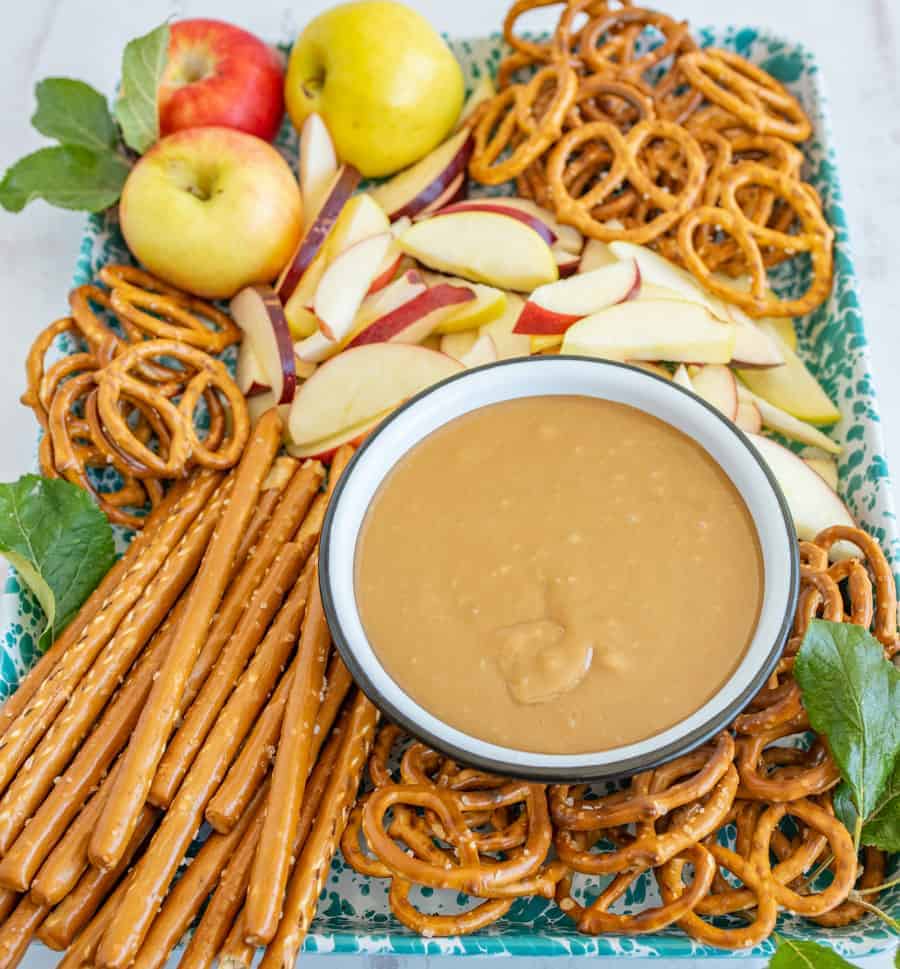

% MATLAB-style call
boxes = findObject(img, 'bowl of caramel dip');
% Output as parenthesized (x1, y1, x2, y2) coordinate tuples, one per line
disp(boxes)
(319, 357, 798, 780)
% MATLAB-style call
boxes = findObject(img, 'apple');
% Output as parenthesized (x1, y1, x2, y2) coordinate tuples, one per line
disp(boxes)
(554, 246, 581, 278)
(367, 246, 405, 296)
(460, 334, 498, 368)
(313, 233, 394, 341)
(579, 238, 617, 272)
(629, 361, 671, 380)
(433, 202, 557, 247)
(158, 20, 285, 142)
(299, 113, 338, 227)
(120, 128, 301, 300)
(236, 341, 270, 397)
(561, 299, 736, 363)
(444, 196, 583, 255)
(399, 211, 558, 292)
(688, 365, 738, 421)
(285, 1, 464, 178)
(455, 75, 496, 130)
(286, 412, 389, 462)
(370, 129, 474, 220)
(479, 294, 531, 359)
(414, 173, 468, 220)
(737, 383, 840, 454)
(735, 400, 763, 434)
(711, 272, 798, 351)
(230, 285, 296, 404)
(420, 272, 507, 334)
(747, 434, 856, 557)
(345, 284, 476, 348)
(513, 259, 640, 335)
(672, 364, 694, 391)
(440, 329, 478, 361)
(288, 343, 464, 447)
(530, 334, 562, 354)
(805, 456, 839, 491)
(738, 322, 840, 424)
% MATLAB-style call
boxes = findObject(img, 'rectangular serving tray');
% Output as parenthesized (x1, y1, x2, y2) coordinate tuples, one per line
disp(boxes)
(2, 26, 897, 962)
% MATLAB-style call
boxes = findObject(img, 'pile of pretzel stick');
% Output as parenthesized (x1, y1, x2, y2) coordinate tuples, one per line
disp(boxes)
(22, 265, 248, 529)
(468, 0, 834, 318)
(341, 524, 898, 948)
(0, 409, 380, 969)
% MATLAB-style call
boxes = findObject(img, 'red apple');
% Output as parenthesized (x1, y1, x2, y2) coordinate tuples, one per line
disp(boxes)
(414, 172, 467, 220)
(159, 20, 285, 142)
(345, 284, 475, 348)
(553, 245, 580, 278)
(236, 341, 270, 397)
(230, 284, 296, 404)
(434, 202, 557, 247)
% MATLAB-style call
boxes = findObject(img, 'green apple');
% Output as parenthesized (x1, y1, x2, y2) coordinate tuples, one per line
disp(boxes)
(285, 1, 464, 178)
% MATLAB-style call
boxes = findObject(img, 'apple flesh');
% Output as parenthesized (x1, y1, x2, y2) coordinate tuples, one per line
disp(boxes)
(460, 334, 498, 368)
(579, 238, 617, 272)
(236, 340, 270, 397)
(299, 113, 338, 228)
(450, 196, 583, 254)
(689, 365, 738, 421)
(562, 299, 736, 364)
(805, 456, 839, 491)
(369, 129, 474, 220)
(479, 294, 531, 359)
(159, 19, 285, 142)
(286, 411, 389, 462)
(345, 284, 475, 348)
(735, 400, 763, 434)
(440, 329, 478, 361)
(399, 211, 558, 292)
(513, 259, 640, 335)
(672, 364, 694, 392)
(554, 246, 581, 278)
(288, 343, 464, 447)
(433, 202, 557, 247)
(421, 272, 507, 334)
(230, 284, 296, 404)
(414, 172, 468, 219)
(737, 383, 840, 455)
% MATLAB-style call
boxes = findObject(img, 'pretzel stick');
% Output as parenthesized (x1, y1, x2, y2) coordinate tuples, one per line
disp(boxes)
(37, 807, 157, 950)
(245, 567, 331, 943)
(0, 895, 47, 969)
(259, 690, 378, 969)
(92, 409, 283, 870)
(57, 867, 133, 969)
(206, 652, 352, 834)
(233, 458, 299, 566)
(0, 482, 229, 862)
(0, 472, 221, 799)
(0, 893, 16, 928)
(128, 786, 267, 969)
(96, 566, 312, 969)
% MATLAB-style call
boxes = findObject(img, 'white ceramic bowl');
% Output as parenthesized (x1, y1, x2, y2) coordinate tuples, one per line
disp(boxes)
(319, 357, 798, 781)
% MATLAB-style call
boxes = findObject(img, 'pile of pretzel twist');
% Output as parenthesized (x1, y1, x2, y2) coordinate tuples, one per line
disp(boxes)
(21, 266, 247, 529)
(343, 525, 897, 947)
(467, 0, 834, 318)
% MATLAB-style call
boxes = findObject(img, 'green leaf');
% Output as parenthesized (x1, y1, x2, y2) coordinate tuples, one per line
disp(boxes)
(0, 476, 115, 650)
(31, 78, 116, 151)
(858, 755, 900, 851)
(769, 938, 860, 968)
(115, 23, 169, 153)
(795, 619, 900, 823)
(0, 145, 129, 213)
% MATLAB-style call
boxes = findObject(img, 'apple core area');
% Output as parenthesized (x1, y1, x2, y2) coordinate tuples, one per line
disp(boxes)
(354, 395, 764, 754)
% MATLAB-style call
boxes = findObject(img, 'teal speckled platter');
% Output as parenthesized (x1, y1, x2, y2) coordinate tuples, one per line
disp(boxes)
(2, 27, 898, 963)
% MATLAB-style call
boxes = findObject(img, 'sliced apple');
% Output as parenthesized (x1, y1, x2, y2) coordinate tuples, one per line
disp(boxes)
(230, 285, 296, 405)
(554, 246, 581, 278)
(420, 334, 442, 352)
(531, 334, 562, 354)
(747, 434, 856, 557)
(420, 271, 507, 334)
(369, 129, 474, 220)
(367, 246, 405, 296)
(313, 233, 393, 341)
(513, 259, 640, 335)
(629, 361, 671, 380)
(479, 294, 531, 360)
(738, 383, 841, 455)
(299, 113, 338, 230)
(460, 334, 498, 368)
(276, 164, 360, 303)
(286, 411, 390, 462)
(805, 456, 839, 491)
(440, 329, 479, 360)
(399, 211, 558, 292)
(450, 196, 583, 254)
(672, 363, 694, 391)
(345, 284, 475, 349)
(288, 344, 464, 447)
(246, 391, 290, 428)
(712, 272, 798, 351)
(738, 321, 840, 425)
(689, 365, 738, 421)
(414, 172, 467, 220)
(735, 400, 762, 434)
(455, 74, 496, 130)
(236, 340, 270, 398)
(322, 193, 390, 261)
(433, 202, 557, 247)
(562, 299, 736, 364)
(579, 238, 618, 272)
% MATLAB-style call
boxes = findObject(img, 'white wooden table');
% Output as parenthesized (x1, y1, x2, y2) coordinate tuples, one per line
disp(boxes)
(0, 1, 898, 966)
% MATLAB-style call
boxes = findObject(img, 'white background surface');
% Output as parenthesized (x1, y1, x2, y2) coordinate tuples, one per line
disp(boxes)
(0, 0, 898, 966)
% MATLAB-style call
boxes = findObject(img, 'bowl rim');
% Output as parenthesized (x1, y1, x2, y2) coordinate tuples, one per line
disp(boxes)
(319, 355, 799, 782)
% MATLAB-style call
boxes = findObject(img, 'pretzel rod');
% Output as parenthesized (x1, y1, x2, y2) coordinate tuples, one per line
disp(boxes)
(232, 457, 299, 566)
(0, 471, 221, 800)
(0, 894, 16, 929)
(206, 651, 352, 834)
(179, 459, 324, 714)
(0, 895, 47, 969)
(258, 690, 378, 969)
(128, 785, 267, 969)
(95, 565, 312, 969)
(57, 866, 133, 969)
(0, 482, 229, 861)
(245, 567, 331, 944)
(92, 409, 283, 871)
(37, 806, 157, 951)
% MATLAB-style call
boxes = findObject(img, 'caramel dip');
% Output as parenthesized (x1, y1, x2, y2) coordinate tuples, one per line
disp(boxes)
(354, 395, 763, 754)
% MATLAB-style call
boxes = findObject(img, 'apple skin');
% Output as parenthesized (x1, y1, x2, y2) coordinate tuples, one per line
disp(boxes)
(285, 1, 464, 177)
(159, 20, 285, 142)
(120, 127, 302, 300)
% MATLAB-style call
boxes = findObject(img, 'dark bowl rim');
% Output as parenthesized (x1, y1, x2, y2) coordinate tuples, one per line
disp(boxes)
(319, 355, 800, 782)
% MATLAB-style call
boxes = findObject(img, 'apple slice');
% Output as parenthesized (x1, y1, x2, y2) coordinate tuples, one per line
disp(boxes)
(738, 383, 841, 454)
(735, 400, 762, 434)
(399, 211, 558, 292)
(369, 129, 474, 220)
(230, 285, 296, 404)
(420, 271, 507, 333)
(313, 233, 393, 341)
(288, 343, 464, 446)
(455, 74, 496, 131)
(479, 294, 531, 359)
(322, 193, 390, 261)
(440, 329, 478, 361)
(747, 434, 856, 557)
(414, 172, 467, 220)
(460, 334, 498, 368)
(554, 245, 581, 278)
(433, 202, 557, 247)
(513, 259, 640, 335)
(609, 241, 724, 313)
(562, 299, 736, 364)
(805, 456, 839, 491)
(531, 334, 562, 354)
(579, 238, 618, 272)
(299, 113, 338, 230)
(672, 363, 694, 391)
(345, 284, 476, 348)
(287, 411, 390, 462)
(276, 164, 360, 303)
(236, 340, 270, 398)
(718, 302, 784, 369)
(629, 361, 670, 380)
(449, 196, 583, 254)
(689, 365, 738, 421)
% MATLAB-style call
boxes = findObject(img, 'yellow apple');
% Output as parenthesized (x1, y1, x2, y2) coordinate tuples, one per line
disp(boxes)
(120, 127, 302, 300)
(285, 1, 464, 178)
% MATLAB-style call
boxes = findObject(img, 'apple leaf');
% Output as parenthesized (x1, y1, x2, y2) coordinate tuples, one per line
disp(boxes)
(31, 78, 117, 151)
(115, 22, 169, 154)
(0, 476, 115, 650)
(0, 145, 129, 213)
(768, 938, 859, 968)
(854, 756, 900, 852)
